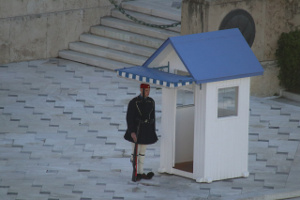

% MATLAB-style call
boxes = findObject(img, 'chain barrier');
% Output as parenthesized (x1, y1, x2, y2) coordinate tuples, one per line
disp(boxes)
(108, 0, 181, 29)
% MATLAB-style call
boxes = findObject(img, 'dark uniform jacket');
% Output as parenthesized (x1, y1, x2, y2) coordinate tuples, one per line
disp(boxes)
(124, 95, 158, 145)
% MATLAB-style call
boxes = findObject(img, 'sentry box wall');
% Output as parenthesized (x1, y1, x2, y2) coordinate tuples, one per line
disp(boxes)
(116, 28, 264, 183)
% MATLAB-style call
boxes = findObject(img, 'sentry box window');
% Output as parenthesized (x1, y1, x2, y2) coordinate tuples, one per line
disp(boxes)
(218, 87, 238, 118)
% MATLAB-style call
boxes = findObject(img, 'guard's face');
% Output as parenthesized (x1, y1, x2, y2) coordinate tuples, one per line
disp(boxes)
(140, 88, 150, 97)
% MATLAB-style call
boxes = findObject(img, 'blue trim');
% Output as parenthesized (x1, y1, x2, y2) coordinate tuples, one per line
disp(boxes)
(116, 66, 194, 88)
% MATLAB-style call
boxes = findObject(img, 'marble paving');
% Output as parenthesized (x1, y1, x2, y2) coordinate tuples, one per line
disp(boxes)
(0, 59, 300, 200)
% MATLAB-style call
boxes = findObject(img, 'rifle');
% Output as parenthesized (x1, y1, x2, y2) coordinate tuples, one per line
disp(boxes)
(131, 121, 140, 182)
(131, 87, 145, 182)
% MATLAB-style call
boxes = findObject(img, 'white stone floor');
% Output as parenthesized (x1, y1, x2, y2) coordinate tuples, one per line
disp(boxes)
(0, 58, 300, 200)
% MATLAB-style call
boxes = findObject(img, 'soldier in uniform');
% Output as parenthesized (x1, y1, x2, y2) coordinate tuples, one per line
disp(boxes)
(124, 83, 158, 181)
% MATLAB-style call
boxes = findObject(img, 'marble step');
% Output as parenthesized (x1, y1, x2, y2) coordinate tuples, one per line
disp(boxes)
(90, 26, 164, 49)
(100, 17, 179, 40)
(69, 42, 147, 66)
(80, 33, 155, 57)
(121, 0, 181, 22)
(59, 50, 132, 71)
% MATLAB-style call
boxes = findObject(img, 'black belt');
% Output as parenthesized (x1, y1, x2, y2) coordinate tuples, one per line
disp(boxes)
(137, 119, 154, 124)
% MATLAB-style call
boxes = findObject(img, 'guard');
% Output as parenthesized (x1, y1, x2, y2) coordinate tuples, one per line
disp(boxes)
(124, 83, 158, 181)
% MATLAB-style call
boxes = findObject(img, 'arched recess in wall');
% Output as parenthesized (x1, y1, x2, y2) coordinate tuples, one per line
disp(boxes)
(219, 9, 256, 47)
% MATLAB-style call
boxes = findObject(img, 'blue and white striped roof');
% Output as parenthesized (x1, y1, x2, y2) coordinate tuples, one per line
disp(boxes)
(117, 66, 194, 88)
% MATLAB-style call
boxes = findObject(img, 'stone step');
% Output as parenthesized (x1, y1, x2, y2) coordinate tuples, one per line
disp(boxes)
(90, 26, 164, 49)
(69, 42, 147, 66)
(59, 50, 132, 70)
(100, 17, 179, 40)
(121, 0, 181, 22)
(111, 8, 181, 33)
(80, 33, 155, 57)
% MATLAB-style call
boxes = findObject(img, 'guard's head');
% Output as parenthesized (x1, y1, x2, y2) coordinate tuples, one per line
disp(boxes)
(140, 83, 150, 98)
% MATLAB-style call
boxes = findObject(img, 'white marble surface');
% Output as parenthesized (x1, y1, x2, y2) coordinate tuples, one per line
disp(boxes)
(0, 59, 300, 200)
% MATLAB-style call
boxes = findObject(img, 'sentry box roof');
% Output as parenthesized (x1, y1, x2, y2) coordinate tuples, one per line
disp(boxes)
(116, 28, 263, 88)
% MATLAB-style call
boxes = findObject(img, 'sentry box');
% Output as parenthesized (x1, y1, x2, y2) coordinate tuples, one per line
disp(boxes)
(116, 28, 263, 183)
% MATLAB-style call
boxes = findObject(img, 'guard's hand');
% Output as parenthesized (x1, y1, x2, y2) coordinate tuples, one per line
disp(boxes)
(131, 132, 137, 143)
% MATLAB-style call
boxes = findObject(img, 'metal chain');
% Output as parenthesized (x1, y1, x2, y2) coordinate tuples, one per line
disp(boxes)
(108, 0, 181, 29)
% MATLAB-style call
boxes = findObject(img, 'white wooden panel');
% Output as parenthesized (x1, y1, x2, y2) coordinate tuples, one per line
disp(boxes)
(193, 84, 207, 181)
(203, 78, 250, 181)
(159, 88, 177, 174)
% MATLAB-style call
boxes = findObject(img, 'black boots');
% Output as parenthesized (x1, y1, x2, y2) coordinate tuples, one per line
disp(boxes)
(136, 172, 155, 181)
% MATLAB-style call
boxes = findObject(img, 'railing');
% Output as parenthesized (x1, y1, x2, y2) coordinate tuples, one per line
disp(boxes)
(108, 0, 181, 29)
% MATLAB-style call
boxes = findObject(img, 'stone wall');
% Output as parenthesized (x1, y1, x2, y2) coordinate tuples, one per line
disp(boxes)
(0, 0, 112, 64)
(181, 0, 300, 96)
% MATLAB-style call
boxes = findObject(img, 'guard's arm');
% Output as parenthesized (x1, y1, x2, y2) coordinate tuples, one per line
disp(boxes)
(126, 100, 137, 134)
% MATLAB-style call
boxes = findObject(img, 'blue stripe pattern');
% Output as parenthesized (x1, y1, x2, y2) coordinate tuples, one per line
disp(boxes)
(117, 70, 194, 88)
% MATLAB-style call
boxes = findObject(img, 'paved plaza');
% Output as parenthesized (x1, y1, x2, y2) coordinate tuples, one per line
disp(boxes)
(0, 59, 300, 200)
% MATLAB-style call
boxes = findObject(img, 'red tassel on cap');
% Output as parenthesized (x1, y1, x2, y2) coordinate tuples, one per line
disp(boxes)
(140, 83, 150, 89)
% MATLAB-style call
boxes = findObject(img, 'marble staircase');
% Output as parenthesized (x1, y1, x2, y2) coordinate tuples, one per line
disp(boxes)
(59, 0, 181, 70)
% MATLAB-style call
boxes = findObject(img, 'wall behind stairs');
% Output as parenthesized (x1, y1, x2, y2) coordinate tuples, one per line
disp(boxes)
(181, 0, 300, 97)
(0, 0, 112, 64)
